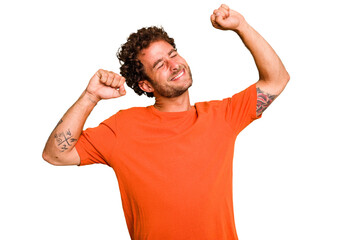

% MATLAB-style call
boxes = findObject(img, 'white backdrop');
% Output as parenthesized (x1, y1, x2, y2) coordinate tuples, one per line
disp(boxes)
(1, 0, 359, 239)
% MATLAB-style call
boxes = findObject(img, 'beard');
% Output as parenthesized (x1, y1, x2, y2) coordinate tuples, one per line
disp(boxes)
(151, 66, 193, 98)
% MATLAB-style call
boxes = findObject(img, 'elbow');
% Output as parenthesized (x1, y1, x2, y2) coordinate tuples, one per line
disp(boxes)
(284, 70, 290, 83)
(279, 70, 290, 90)
(42, 150, 50, 163)
(280, 67, 290, 84)
(42, 150, 62, 166)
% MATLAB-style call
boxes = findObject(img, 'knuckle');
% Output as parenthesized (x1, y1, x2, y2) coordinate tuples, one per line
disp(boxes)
(111, 79, 119, 87)
(114, 73, 121, 80)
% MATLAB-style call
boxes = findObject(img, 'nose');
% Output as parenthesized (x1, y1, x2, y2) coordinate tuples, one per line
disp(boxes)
(168, 58, 179, 71)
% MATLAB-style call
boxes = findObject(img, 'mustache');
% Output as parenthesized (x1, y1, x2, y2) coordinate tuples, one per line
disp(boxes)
(170, 65, 185, 79)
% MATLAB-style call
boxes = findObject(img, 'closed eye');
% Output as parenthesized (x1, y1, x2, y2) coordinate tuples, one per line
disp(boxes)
(153, 49, 178, 70)
(169, 48, 178, 58)
(157, 62, 164, 69)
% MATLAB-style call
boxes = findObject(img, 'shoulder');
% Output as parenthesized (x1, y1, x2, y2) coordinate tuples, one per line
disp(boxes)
(195, 98, 227, 113)
(99, 106, 148, 127)
(118, 106, 148, 116)
(111, 106, 149, 122)
(112, 106, 156, 126)
(195, 83, 257, 112)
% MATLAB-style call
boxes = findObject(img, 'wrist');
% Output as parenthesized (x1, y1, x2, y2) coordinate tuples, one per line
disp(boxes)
(81, 90, 100, 106)
(233, 20, 250, 35)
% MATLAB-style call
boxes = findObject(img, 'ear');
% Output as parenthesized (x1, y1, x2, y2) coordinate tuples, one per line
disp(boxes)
(138, 80, 154, 93)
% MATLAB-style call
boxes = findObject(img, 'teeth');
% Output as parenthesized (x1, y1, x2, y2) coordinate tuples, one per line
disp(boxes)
(172, 69, 184, 81)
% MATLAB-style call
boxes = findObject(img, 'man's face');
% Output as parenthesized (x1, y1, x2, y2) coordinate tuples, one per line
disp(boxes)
(138, 40, 193, 98)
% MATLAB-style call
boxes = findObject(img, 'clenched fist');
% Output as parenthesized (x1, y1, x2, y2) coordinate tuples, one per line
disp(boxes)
(85, 69, 126, 103)
(210, 4, 246, 31)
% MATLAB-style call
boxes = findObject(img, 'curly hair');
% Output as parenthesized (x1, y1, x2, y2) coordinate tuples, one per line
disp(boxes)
(116, 26, 176, 98)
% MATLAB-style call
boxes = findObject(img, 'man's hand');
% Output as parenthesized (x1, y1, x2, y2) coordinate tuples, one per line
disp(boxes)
(210, 4, 246, 32)
(43, 69, 126, 166)
(210, 4, 290, 116)
(85, 69, 126, 103)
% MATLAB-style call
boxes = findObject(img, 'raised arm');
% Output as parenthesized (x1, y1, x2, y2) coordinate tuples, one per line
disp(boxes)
(42, 69, 126, 166)
(211, 4, 290, 116)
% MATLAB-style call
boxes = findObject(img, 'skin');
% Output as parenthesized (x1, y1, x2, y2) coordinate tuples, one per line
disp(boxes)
(42, 4, 289, 166)
(137, 40, 193, 112)
(210, 4, 290, 116)
(42, 70, 126, 166)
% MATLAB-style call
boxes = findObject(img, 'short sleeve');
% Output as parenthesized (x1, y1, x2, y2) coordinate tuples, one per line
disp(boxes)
(75, 114, 118, 166)
(225, 83, 260, 135)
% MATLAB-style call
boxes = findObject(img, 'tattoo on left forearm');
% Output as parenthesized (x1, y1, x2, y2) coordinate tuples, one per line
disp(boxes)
(54, 129, 77, 152)
(256, 87, 277, 116)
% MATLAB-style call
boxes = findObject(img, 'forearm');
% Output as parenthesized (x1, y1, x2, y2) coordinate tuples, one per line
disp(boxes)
(211, 4, 289, 117)
(42, 69, 125, 165)
(234, 22, 289, 93)
(42, 91, 98, 165)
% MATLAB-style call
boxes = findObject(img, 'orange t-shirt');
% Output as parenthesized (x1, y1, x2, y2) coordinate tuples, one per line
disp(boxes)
(75, 83, 260, 240)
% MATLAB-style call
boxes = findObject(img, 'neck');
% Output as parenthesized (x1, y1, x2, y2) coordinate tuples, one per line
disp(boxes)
(153, 91, 191, 112)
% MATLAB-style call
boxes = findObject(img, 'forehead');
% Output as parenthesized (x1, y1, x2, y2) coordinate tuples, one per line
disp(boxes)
(138, 40, 174, 67)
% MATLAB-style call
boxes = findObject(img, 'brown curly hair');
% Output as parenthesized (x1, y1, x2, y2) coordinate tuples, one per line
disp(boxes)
(116, 26, 176, 98)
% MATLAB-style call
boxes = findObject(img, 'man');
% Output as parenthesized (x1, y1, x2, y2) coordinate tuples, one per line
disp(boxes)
(43, 4, 289, 240)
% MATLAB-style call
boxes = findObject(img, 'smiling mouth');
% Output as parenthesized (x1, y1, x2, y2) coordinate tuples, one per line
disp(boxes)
(170, 69, 185, 81)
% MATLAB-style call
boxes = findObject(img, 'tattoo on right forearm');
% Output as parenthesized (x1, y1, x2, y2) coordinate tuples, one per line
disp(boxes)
(54, 129, 77, 152)
(55, 119, 63, 128)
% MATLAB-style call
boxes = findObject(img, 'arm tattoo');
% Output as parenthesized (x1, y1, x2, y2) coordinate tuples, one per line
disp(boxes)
(54, 129, 77, 152)
(256, 87, 277, 116)
(55, 119, 63, 128)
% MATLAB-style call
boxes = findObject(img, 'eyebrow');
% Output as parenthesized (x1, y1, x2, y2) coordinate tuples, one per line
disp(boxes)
(152, 48, 177, 69)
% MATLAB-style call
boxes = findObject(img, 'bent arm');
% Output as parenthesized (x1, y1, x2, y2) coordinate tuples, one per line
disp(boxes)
(235, 22, 290, 94)
(211, 5, 290, 116)
(42, 91, 98, 166)
(234, 22, 290, 116)
(42, 69, 126, 166)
